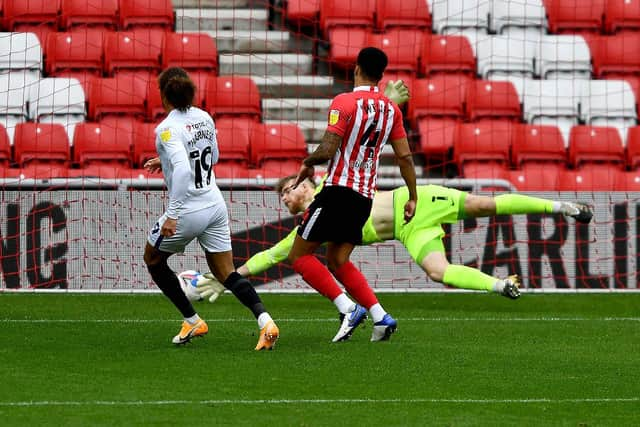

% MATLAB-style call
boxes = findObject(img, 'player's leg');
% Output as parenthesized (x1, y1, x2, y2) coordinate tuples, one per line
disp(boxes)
(464, 194, 593, 223)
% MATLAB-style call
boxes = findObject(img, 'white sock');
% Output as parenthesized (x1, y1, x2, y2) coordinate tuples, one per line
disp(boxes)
(333, 293, 356, 314)
(369, 303, 387, 323)
(551, 201, 563, 213)
(185, 314, 201, 325)
(257, 312, 273, 329)
(492, 280, 505, 294)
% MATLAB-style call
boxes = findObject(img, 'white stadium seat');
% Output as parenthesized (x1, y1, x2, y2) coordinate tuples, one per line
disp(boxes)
(490, 0, 548, 40)
(0, 73, 29, 144)
(0, 32, 42, 82)
(431, 0, 491, 39)
(476, 36, 537, 79)
(580, 80, 638, 143)
(29, 78, 86, 143)
(535, 35, 592, 80)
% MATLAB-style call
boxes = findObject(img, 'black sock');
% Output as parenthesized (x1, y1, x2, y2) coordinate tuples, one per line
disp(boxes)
(148, 262, 196, 318)
(223, 272, 266, 319)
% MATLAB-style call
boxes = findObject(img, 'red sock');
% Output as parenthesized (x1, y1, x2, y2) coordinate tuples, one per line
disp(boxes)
(292, 255, 343, 301)
(333, 261, 378, 309)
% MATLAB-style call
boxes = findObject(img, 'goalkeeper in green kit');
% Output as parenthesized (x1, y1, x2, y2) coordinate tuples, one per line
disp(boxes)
(189, 79, 593, 326)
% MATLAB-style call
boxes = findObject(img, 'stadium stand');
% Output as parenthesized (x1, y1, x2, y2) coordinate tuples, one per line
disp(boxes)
(0, 125, 11, 167)
(45, 31, 104, 78)
(250, 122, 307, 177)
(203, 75, 261, 121)
(465, 80, 522, 122)
(476, 36, 537, 79)
(605, 0, 640, 34)
(454, 121, 512, 178)
(59, 0, 119, 33)
(489, 0, 548, 38)
(0, 73, 30, 144)
(13, 123, 70, 167)
(579, 79, 638, 142)
(28, 77, 86, 142)
(131, 122, 158, 169)
(568, 125, 626, 172)
(118, 0, 175, 33)
(543, 0, 606, 34)
(409, 75, 469, 125)
(3, 0, 60, 44)
(535, 35, 593, 79)
(588, 32, 640, 78)
(72, 121, 133, 176)
(103, 31, 164, 78)
(430, 0, 491, 37)
(420, 34, 477, 78)
(0, 32, 43, 84)
(88, 74, 147, 123)
(375, 0, 432, 31)
(162, 32, 218, 74)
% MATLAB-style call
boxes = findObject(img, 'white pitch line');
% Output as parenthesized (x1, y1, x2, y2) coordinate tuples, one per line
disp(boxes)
(0, 317, 639, 323)
(0, 397, 638, 407)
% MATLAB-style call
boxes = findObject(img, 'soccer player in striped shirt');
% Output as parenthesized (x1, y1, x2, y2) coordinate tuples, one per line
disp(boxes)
(287, 47, 418, 342)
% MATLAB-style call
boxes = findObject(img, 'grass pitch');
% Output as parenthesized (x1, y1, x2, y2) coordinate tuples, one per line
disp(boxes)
(0, 292, 638, 426)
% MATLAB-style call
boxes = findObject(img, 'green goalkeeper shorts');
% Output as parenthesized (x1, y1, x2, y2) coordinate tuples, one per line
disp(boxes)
(393, 185, 466, 264)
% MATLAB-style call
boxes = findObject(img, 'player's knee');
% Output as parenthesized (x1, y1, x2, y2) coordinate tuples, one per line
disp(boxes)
(421, 254, 447, 283)
(466, 195, 496, 217)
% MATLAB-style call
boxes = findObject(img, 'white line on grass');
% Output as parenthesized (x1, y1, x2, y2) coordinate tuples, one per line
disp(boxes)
(0, 317, 639, 323)
(0, 397, 638, 407)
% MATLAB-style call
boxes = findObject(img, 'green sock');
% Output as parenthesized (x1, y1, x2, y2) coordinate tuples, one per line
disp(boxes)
(494, 194, 554, 215)
(442, 264, 496, 292)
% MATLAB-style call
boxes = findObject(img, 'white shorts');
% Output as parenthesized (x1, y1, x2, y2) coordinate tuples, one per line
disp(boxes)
(147, 203, 232, 254)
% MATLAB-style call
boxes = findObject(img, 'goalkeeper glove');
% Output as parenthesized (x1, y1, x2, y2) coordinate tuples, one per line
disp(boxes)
(384, 80, 410, 105)
(196, 272, 226, 303)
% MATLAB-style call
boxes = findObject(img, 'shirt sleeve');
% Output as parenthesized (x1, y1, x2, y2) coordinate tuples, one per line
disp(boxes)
(325, 94, 352, 137)
(389, 103, 407, 141)
(158, 126, 191, 219)
(245, 226, 299, 275)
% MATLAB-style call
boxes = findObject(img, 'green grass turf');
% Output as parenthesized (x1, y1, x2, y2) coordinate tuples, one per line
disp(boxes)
(0, 293, 638, 426)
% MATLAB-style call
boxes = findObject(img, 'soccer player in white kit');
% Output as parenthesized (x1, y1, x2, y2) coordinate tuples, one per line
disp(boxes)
(143, 67, 279, 349)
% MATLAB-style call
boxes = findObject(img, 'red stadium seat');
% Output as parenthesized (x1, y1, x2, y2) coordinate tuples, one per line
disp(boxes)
(615, 170, 640, 190)
(132, 123, 157, 168)
(509, 165, 563, 191)
(366, 29, 423, 76)
(286, 0, 320, 27)
(320, 0, 375, 32)
(0, 124, 11, 167)
(250, 123, 307, 168)
(19, 164, 71, 179)
(162, 33, 218, 74)
(416, 117, 459, 158)
(512, 124, 567, 167)
(118, 0, 174, 31)
(145, 79, 164, 122)
(89, 75, 147, 121)
(45, 31, 104, 77)
(625, 126, 640, 169)
(327, 27, 370, 67)
(543, 0, 606, 34)
(588, 33, 640, 78)
(60, 0, 118, 32)
(618, 75, 640, 112)
(558, 168, 620, 191)
(465, 80, 521, 122)
(409, 75, 469, 124)
(213, 117, 252, 179)
(3, 0, 60, 43)
(13, 123, 70, 167)
(420, 35, 477, 78)
(203, 75, 261, 121)
(454, 121, 513, 176)
(605, 0, 640, 34)
(568, 125, 625, 170)
(104, 31, 163, 77)
(73, 122, 133, 168)
(375, 0, 431, 31)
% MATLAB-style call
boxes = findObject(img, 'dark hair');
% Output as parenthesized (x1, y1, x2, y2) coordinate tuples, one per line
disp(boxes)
(356, 47, 388, 82)
(274, 174, 316, 194)
(158, 67, 196, 112)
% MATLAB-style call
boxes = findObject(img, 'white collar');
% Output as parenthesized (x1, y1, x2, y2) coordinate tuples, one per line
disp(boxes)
(353, 85, 379, 92)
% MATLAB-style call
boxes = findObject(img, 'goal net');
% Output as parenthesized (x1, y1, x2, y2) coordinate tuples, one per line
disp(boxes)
(0, 0, 638, 291)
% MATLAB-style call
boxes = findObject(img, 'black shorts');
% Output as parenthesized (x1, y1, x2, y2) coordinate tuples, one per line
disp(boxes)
(297, 185, 373, 244)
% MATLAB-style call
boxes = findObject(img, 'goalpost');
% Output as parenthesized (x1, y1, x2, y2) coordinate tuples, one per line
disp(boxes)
(0, 0, 638, 291)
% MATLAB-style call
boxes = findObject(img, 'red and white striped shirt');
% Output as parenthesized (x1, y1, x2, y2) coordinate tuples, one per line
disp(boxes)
(324, 86, 406, 199)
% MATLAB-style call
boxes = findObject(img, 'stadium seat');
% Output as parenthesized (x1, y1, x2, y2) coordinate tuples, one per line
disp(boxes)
(509, 165, 562, 191)
(615, 170, 640, 190)
(420, 34, 477, 78)
(416, 117, 459, 158)
(605, 0, 640, 34)
(89, 75, 147, 121)
(0, 73, 30, 144)
(365, 29, 423, 76)
(145, 79, 164, 122)
(616, 75, 640, 114)
(558, 168, 620, 191)
(522, 78, 581, 146)
(454, 121, 513, 177)
(319, 0, 375, 33)
(118, 0, 174, 32)
(13, 123, 70, 167)
(3, 0, 60, 44)
(579, 79, 638, 143)
(465, 80, 521, 122)
(568, 125, 625, 171)
(476, 36, 537, 79)
(535, 35, 593, 79)
(588, 33, 640, 78)
(73, 122, 133, 169)
(213, 117, 252, 179)
(409, 75, 469, 124)
(28, 77, 86, 142)
(543, 0, 606, 34)
(203, 75, 261, 121)
(489, 0, 548, 39)
(375, 0, 431, 31)
(326, 27, 370, 67)
(625, 126, 640, 169)
(286, 0, 320, 27)
(250, 123, 307, 169)
(0, 125, 11, 167)
(60, 0, 118, 32)
(162, 33, 218, 74)
(45, 31, 104, 78)
(431, 0, 491, 37)
(132, 123, 157, 168)
(104, 31, 163, 77)
(19, 164, 72, 179)
(0, 32, 43, 82)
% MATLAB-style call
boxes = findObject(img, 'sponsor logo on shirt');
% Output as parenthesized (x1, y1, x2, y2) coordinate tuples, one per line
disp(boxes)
(329, 109, 340, 126)
(160, 129, 172, 142)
